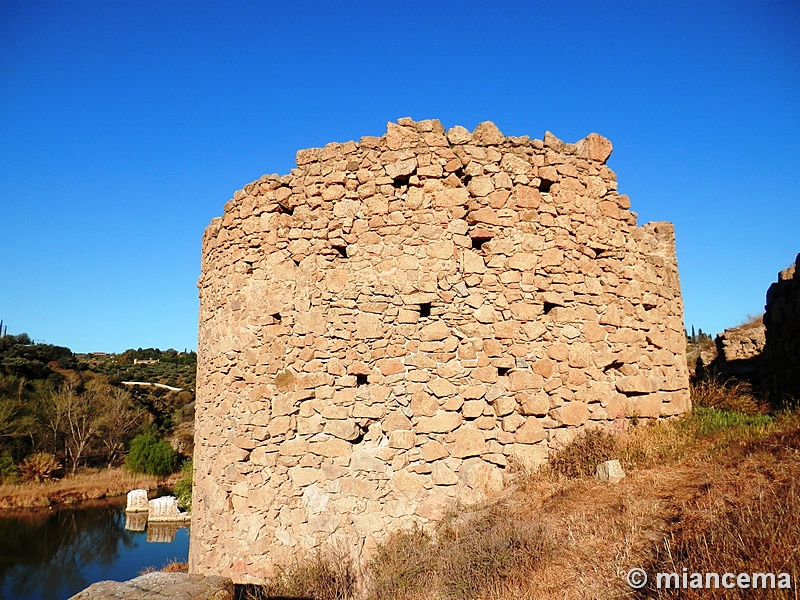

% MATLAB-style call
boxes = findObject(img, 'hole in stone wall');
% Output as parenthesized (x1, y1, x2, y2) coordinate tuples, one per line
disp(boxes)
(643, 303, 657, 311)
(332, 244, 348, 259)
(418, 303, 432, 318)
(277, 202, 294, 215)
(592, 248, 606, 258)
(271, 313, 282, 322)
(356, 374, 368, 386)
(497, 366, 511, 376)
(392, 171, 415, 189)
(603, 361, 624, 372)
(543, 302, 561, 315)
(538, 178, 554, 193)
(471, 235, 493, 251)
(291, 257, 300, 266)
(453, 167, 472, 187)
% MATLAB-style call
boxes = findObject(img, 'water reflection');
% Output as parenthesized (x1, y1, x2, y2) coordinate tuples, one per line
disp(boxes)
(124, 512, 147, 532)
(0, 499, 189, 600)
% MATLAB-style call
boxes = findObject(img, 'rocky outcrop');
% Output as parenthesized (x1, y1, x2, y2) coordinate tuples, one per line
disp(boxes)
(69, 573, 232, 600)
(190, 118, 690, 583)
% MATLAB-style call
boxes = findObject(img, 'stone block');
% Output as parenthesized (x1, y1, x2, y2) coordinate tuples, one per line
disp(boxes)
(389, 430, 416, 449)
(324, 420, 360, 441)
(431, 461, 458, 485)
(596, 459, 625, 484)
(514, 419, 547, 443)
(451, 427, 488, 458)
(551, 402, 590, 426)
(416, 411, 462, 434)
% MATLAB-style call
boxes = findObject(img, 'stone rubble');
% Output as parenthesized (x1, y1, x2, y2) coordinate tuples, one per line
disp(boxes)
(190, 118, 691, 583)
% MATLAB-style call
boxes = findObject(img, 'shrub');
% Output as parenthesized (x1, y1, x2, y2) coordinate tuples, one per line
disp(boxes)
(0, 451, 20, 482)
(548, 428, 619, 479)
(691, 377, 764, 414)
(126, 433, 178, 477)
(174, 459, 192, 511)
(18, 452, 61, 482)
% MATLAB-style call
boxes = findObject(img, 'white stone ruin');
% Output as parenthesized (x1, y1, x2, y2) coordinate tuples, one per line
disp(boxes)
(126, 488, 149, 512)
(148, 495, 187, 522)
(124, 488, 190, 526)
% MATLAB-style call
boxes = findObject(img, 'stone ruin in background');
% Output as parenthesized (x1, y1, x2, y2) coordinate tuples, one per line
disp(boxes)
(189, 118, 691, 582)
(709, 254, 800, 404)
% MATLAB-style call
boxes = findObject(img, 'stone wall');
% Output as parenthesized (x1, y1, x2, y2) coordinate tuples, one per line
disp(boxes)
(709, 317, 765, 381)
(705, 254, 799, 404)
(189, 118, 690, 583)
(762, 255, 800, 403)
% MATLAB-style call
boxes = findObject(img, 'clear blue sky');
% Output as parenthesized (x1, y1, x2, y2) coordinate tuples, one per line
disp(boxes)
(1, 1, 798, 353)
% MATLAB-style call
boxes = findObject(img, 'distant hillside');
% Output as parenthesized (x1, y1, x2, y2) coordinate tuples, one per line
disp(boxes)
(0, 334, 195, 481)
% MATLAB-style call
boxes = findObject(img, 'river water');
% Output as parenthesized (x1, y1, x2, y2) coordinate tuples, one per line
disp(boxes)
(0, 497, 189, 600)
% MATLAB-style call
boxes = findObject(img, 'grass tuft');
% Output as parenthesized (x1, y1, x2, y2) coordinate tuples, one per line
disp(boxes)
(546, 428, 619, 479)
(690, 377, 765, 414)
(368, 504, 553, 600)
(243, 544, 357, 600)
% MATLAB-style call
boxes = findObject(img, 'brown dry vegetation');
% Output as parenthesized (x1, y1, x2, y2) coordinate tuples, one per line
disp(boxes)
(0, 467, 178, 509)
(241, 380, 800, 600)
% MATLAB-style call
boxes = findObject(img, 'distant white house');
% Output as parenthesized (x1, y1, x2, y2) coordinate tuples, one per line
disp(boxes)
(133, 358, 159, 365)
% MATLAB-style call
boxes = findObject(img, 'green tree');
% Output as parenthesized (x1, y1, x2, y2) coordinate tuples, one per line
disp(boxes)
(174, 459, 193, 510)
(126, 433, 177, 477)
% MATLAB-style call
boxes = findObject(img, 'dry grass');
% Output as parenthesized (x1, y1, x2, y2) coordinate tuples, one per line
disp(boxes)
(139, 560, 189, 576)
(690, 377, 766, 414)
(545, 428, 619, 479)
(0, 467, 178, 509)
(161, 561, 189, 573)
(242, 544, 357, 600)
(369, 504, 553, 600)
(635, 425, 800, 598)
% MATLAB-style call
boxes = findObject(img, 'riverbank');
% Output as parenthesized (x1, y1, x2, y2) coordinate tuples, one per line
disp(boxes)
(0, 468, 179, 510)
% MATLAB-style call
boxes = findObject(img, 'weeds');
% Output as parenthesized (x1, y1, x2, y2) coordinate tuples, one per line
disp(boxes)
(369, 504, 553, 600)
(139, 560, 188, 576)
(242, 544, 357, 600)
(690, 377, 765, 414)
(547, 428, 619, 479)
(368, 526, 434, 600)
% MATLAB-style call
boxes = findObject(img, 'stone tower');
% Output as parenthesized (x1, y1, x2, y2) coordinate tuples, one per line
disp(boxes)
(190, 118, 690, 582)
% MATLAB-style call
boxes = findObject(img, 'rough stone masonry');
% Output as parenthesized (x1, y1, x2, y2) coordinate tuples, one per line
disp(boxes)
(189, 118, 691, 583)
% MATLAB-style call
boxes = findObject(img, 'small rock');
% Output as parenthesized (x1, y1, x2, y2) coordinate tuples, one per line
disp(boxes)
(596, 459, 626, 484)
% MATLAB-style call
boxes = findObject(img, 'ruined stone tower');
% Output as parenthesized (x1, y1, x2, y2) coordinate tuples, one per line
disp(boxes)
(190, 118, 690, 582)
